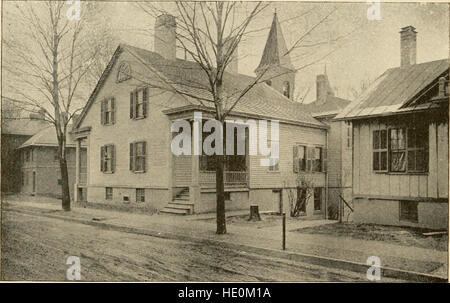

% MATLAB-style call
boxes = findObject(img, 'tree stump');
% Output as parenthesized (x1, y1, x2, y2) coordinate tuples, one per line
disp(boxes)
(248, 204, 261, 221)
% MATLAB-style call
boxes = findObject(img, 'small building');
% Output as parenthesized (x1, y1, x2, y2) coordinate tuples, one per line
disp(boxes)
(1, 111, 49, 193)
(336, 26, 448, 229)
(72, 13, 332, 217)
(17, 126, 87, 199)
(302, 73, 352, 220)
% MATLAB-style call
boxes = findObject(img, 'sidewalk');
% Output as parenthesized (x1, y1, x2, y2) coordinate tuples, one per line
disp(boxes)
(3, 196, 448, 280)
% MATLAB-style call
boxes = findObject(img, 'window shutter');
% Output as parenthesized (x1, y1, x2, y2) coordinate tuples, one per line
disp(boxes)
(143, 141, 147, 172)
(322, 148, 327, 172)
(130, 91, 134, 119)
(111, 98, 116, 124)
(111, 145, 116, 173)
(100, 100, 105, 125)
(143, 88, 148, 118)
(293, 146, 298, 173)
(129, 143, 134, 171)
(100, 146, 105, 172)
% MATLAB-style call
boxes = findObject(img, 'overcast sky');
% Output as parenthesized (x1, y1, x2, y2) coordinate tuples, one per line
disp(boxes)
(3, 1, 449, 104)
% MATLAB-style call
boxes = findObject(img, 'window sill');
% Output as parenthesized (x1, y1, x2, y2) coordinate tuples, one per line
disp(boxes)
(133, 170, 146, 174)
(132, 116, 146, 121)
(101, 123, 114, 126)
(374, 171, 428, 176)
(102, 171, 115, 174)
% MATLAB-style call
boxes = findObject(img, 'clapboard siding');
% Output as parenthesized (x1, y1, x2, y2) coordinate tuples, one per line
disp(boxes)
(353, 119, 448, 199)
(249, 122, 326, 188)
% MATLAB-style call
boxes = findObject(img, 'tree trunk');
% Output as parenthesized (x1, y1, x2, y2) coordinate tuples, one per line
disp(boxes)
(60, 156, 71, 211)
(215, 152, 226, 234)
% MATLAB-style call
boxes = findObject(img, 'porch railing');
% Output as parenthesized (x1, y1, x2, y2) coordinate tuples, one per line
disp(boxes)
(200, 171, 248, 187)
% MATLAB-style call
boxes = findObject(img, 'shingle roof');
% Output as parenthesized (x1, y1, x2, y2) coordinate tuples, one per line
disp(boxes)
(255, 12, 294, 72)
(119, 44, 325, 127)
(1, 118, 50, 136)
(18, 126, 83, 149)
(336, 59, 449, 120)
(301, 95, 351, 117)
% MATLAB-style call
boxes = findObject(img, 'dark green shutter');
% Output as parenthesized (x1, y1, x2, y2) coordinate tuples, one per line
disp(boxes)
(111, 145, 116, 173)
(100, 100, 105, 125)
(100, 146, 105, 172)
(293, 146, 298, 173)
(306, 147, 311, 171)
(130, 143, 134, 171)
(322, 148, 327, 172)
(111, 98, 116, 124)
(143, 88, 148, 118)
(143, 141, 147, 172)
(130, 91, 134, 119)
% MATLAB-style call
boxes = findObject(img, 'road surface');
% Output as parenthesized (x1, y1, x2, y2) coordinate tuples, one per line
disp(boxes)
(1, 209, 399, 282)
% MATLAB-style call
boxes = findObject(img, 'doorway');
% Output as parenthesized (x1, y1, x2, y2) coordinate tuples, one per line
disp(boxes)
(272, 189, 282, 214)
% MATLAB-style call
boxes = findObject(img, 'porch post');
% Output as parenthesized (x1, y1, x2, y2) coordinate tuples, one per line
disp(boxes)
(74, 138, 81, 202)
(190, 119, 201, 206)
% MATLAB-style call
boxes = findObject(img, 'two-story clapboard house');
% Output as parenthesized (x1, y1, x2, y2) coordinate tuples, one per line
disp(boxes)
(72, 13, 333, 216)
(336, 26, 448, 229)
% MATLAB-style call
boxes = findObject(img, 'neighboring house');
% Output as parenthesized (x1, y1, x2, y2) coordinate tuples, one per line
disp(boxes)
(72, 13, 332, 217)
(336, 26, 448, 229)
(302, 73, 352, 219)
(1, 111, 49, 193)
(17, 126, 87, 199)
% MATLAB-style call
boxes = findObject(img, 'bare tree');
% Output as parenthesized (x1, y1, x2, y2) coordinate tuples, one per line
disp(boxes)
(134, 2, 350, 234)
(284, 174, 315, 217)
(2, 1, 112, 210)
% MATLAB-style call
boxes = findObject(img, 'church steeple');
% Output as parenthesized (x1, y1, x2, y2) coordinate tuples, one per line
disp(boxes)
(255, 12, 295, 73)
(255, 12, 296, 100)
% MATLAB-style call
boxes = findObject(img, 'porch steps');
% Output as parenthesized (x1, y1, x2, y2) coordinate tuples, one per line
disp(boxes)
(160, 188, 193, 215)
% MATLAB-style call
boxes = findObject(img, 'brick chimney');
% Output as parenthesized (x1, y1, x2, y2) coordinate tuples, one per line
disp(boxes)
(400, 26, 417, 67)
(316, 74, 334, 103)
(155, 14, 176, 61)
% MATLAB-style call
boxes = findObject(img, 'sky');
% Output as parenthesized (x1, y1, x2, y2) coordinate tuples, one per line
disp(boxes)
(2, 1, 449, 105)
(100, 1, 449, 103)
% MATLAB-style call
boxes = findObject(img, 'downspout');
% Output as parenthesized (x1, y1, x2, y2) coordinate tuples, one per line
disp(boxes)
(325, 128, 329, 220)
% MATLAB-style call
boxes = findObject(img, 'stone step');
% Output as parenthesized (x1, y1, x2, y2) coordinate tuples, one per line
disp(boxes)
(171, 200, 194, 205)
(166, 203, 192, 210)
(160, 207, 189, 215)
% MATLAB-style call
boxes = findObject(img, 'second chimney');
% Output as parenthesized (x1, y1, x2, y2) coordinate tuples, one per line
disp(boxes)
(400, 26, 417, 67)
(155, 14, 176, 61)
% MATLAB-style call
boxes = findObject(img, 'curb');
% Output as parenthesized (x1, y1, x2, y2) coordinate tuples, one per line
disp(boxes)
(5, 206, 448, 283)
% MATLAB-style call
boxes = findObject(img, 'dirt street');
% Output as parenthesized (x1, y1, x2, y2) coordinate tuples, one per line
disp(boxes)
(1, 210, 399, 282)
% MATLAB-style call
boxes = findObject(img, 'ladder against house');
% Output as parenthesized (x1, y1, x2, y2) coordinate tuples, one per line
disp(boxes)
(160, 188, 194, 215)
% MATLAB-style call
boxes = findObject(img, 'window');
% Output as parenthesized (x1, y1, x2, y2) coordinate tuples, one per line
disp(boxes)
(399, 201, 418, 222)
(293, 145, 326, 173)
(101, 98, 116, 125)
(268, 139, 279, 171)
(136, 188, 145, 202)
(373, 126, 428, 173)
(283, 81, 290, 98)
(373, 129, 388, 171)
(105, 187, 113, 200)
(25, 150, 31, 162)
(130, 141, 147, 172)
(406, 127, 428, 172)
(296, 187, 307, 213)
(389, 128, 406, 172)
(130, 88, 148, 119)
(100, 145, 115, 173)
(314, 188, 322, 211)
(117, 62, 131, 82)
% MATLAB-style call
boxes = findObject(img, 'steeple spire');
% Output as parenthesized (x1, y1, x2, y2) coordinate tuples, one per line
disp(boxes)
(255, 12, 294, 73)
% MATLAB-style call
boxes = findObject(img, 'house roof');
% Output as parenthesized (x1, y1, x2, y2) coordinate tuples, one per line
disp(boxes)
(75, 44, 326, 130)
(255, 12, 294, 72)
(18, 126, 82, 149)
(1, 118, 50, 136)
(301, 95, 351, 118)
(335, 59, 449, 120)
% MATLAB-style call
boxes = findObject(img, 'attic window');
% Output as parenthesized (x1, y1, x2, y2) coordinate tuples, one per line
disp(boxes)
(117, 62, 131, 82)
